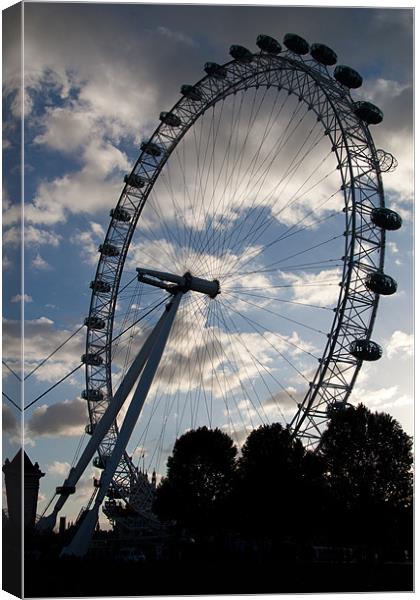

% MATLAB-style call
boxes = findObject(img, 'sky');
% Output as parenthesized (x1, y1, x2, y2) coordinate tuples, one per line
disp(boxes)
(2, 2, 414, 529)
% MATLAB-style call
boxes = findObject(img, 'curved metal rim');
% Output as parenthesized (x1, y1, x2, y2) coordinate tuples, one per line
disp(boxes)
(84, 48, 385, 514)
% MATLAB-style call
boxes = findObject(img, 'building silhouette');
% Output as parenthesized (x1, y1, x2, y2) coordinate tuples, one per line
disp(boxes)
(3, 448, 45, 529)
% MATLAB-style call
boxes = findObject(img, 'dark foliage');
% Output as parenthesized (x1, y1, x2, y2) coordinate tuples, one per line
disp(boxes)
(153, 426, 237, 533)
(234, 423, 327, 540)
(319, 403, 413, 549)
(154, 405, 413, 560)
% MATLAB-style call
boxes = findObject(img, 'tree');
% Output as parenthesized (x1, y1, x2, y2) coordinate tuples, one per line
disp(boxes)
(319, 403, 413, 549)
(235, 423, 327, 540)
(153, 427, 237, 534)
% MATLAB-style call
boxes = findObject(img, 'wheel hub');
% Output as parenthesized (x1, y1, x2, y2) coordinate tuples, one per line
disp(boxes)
(136, 267, 220, 298)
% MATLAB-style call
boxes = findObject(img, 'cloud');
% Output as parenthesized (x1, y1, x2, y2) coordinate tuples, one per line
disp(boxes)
(386, 330, 413, 359)
(3, 316, 85, 383)
(32, 253, 52, 271)
(156, 26, 197, 47)
(279, 268, 342, 307)
(47, 461, 71, 477)
(11, 294, 33, 303)
(70, 221, 106, 264)
(2, 403, 21, 440)
(3, 225, 62, 247)
(25, 142, 130, 225)
(27, 397, 87, 438)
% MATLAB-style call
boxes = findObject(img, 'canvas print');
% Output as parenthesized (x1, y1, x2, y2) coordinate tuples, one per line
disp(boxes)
(2, 3, 413, 597)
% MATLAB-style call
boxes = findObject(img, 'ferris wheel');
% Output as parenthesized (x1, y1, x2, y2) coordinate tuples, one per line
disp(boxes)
(39, 33, 401, 555)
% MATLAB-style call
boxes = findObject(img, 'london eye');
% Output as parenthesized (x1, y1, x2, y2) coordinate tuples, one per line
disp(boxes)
(37, 33, 401, 556)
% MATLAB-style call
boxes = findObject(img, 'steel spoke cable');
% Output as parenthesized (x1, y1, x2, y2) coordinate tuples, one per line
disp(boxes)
(210, 300, 270, 429)
(131, 292, 208, 472)
(223, 257, 342, 281)
(228, 233, 342, 280)
(24, 324, 84, 381)
(225, 143, 334, 267)
(25, 274, 138, 381)
(25, 297, 168, 411)
(2, 360, 21, 381)
(214, 298, 291, 424)
(224, 291, 325, 336)
(216, 88, 288, 268)
(221, 128, 333, 268)
(196, 88, 299, 266)
(219, 295, 312, 385)
(189, 92, 244, 275)
(2, 391, 21, 411)
(202, 85, 276, 266)
(213, 296, 282, 428)
(204, 93, 308, 262)
(24, 363, 84, 411)
(230, 290, 334, 311)
(216, 100, 318, 259)
(214, 298, 296, 420)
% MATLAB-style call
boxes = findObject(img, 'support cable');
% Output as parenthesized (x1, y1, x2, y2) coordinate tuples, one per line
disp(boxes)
(24, 296, 168, 411)
(2, 391, 21, 411)
(2, 360, 22, 381)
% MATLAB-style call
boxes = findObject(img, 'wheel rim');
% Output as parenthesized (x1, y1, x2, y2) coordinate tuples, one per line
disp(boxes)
(84, 48, 385, 526)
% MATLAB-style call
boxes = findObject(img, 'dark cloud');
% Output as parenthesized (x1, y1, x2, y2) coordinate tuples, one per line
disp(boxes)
(2, 403, 21, 439)
(27, 397, 87, 438)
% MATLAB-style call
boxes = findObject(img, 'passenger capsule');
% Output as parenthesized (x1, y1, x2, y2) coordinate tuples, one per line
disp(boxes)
(204, 62, 227, 79)
(229, 44, 254, 63)
(56, 485, 76, 495)
(283, 33, 309, 55)
(256, 34, 282, 54)
(326, 401, 348, 416)
(354, 101, 383, 125)
(334, 65, 363, 89)
(371, 207, 402, 231)
(180, 84, 202, 102)
(81, 389, 104, 402)
(81, 353, 103, 366)
(310, 43, 337, 66)
(85, 423, 96, 435)
(84, 316, 106, 330)
(99, 243, 120, 257)
(110, 207, 131, 222)
(159, 111, 182, 127)
(90, 279, 111, 294)
(349, 339, 383, 361)
(140, 141, 162, 157)
(365, 272, 398, 296)
(124, 173, 145, 189)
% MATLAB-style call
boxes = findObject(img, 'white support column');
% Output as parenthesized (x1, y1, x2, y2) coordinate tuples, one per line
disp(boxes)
(61, 292, 183, 557)
(37, 307, 170, 532)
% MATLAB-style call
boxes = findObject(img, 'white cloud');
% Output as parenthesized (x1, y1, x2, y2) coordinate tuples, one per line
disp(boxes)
(3, 254, 12, 269)
(47, 461, 71, 477)
(279, 268, 341, 307)
(3, 316, 85, 383)
(156, 26, 197, 47)
(70, 221, 106, 265)
(3, 225, 61, 247)
(32, 253, 52, 271)
(11, 294, 33, 303)
(386, 330, 413, 359)
(27, 397, 87, 438)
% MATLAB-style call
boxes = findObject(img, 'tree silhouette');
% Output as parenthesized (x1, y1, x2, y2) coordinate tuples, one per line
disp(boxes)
(319, 403, 413, 550)
(153, 426, 237, 534)
(235, 423, 327, 541)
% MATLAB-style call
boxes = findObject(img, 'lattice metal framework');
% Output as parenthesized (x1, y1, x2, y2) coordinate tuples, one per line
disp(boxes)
(84, 47, 389, 523)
